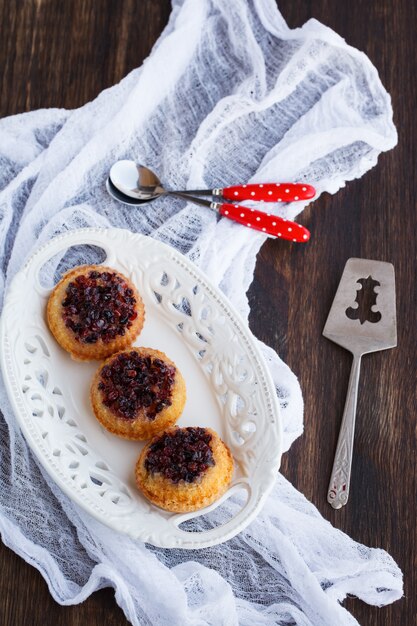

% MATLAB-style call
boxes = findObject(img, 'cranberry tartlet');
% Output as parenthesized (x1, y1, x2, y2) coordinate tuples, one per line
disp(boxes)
(46, 265, 144, 360)
(90, 347, 186, 440)
(135, 426, 234, 512)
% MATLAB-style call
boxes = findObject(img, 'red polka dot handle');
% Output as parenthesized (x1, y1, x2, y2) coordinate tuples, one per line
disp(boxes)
(219, 203, 310, 242)
(221, 183, 315, 202)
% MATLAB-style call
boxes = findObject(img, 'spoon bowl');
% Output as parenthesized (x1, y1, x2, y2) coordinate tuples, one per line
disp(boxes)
(109, 160, 166, 201)
(106, 177, 158, 205)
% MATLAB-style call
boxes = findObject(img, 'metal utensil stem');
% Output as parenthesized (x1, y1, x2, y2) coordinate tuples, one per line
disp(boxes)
(169, 191, 217, 210)
(171, 189, 214, 196)
(327, 353, 362, 509)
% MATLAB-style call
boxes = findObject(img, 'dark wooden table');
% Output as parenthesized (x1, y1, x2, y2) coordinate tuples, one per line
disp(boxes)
(1, 1, 415, 625)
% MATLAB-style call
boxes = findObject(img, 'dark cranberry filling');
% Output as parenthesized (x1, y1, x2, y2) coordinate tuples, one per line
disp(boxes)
(98, 351, 175, 420)
(61, 270, 138, 344)
(145, 427, 215, 483)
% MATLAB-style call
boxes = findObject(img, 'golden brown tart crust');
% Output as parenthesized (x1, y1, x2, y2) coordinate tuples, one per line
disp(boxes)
(135, 427, 234, 512)
(90, 347, 186, 440)
(46, 264, 145, 360)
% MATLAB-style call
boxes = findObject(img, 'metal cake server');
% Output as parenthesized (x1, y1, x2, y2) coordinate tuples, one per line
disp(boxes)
(323, 258, 397, 509)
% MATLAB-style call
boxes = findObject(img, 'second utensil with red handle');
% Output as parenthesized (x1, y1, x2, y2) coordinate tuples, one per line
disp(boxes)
(172, 192, 310, 243)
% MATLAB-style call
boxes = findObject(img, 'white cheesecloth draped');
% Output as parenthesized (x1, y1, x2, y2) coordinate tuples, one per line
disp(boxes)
(0, 1, 402, 625)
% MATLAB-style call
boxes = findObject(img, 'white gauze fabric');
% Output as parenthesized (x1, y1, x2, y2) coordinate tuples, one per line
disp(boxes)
(0, 1, 402, 625)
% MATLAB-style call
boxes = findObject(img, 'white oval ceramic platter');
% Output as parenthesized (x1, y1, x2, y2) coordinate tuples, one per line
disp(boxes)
(0, 228, 282, 549)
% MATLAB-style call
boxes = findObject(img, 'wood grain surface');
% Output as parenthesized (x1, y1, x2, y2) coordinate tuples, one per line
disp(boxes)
(1, 1, 416, 625)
